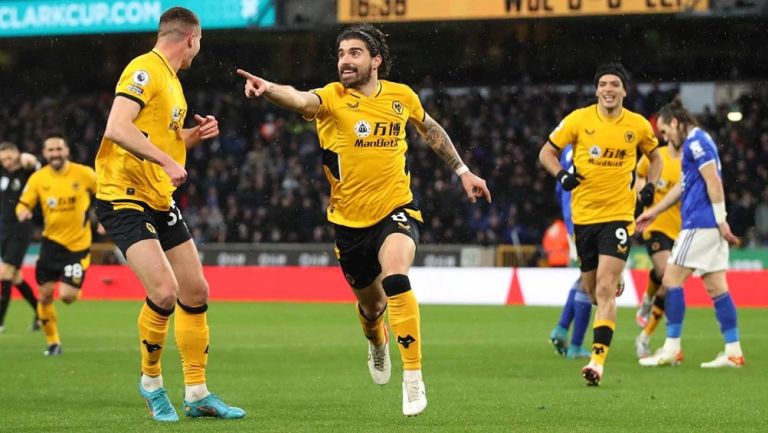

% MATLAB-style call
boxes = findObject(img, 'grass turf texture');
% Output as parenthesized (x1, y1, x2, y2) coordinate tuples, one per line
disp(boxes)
(0, 301, 765, 432)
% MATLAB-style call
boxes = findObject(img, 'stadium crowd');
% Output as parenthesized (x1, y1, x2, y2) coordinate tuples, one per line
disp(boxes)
(0, 83, 766, 246)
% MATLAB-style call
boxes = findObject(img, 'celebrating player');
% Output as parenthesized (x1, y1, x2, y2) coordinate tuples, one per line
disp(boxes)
(95, 7, 243, 422)
(16, 134, 95, 356)
(237, 23, 491, 416)
(539, 63, 662, 385)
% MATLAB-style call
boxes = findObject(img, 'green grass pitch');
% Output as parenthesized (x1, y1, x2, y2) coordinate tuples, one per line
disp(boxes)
(0, 301, 766, 432)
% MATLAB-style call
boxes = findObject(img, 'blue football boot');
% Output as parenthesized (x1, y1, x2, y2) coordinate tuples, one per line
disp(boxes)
(549, 326, 569, 356)
(139, 383, 179, 422)
(183, 393, 245, 419)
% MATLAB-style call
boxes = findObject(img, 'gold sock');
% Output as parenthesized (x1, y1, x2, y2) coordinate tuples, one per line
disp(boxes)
(387, 290, 421, 371)
(356, 302, 387, 346)
(644, 306, 664, 336)
(37, 302, 60, 345)
(591, 319, 616, 366)
(138, 298, 172, 377)
(175, 302, 209, 385)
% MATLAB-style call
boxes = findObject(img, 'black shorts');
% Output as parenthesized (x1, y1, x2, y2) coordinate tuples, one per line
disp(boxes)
(573, 221, 632, 272)
(644, 231, 675, 257)
(36, 238, 90, 288)
(334, 206, 422, 290)
(0, 223, 33, 268)
(95, 199, 192, 255)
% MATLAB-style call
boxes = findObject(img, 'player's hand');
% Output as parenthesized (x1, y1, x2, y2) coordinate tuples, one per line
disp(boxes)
(193, 114, 219, 140)
(718, 221, 741, 246)
(236, 68, 270, 99)
(639, 183, 656, 207)
(16, 208, 33, 222)
(96, 223, 107, 236)
(460, 171, 492, 204)
(635, 209, 658, 233)
(556, 169, 584, 191)
(162, 158, 187, 187)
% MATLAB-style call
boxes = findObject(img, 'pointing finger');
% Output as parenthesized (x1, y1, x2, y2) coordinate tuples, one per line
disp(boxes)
(236, 68, 256, 80)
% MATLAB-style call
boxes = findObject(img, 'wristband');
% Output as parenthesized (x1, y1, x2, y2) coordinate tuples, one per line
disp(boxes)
(712, 201, 727, 224)
(455, 165, 469, 176)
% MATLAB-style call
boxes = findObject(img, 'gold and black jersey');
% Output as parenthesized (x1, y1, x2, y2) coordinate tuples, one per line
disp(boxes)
(17, 162, 96, 252)
(308, 80, 426, 228)
(637, 145, 681, 241)
(95, 49, 187, 211)
(549, 104, 658, 230)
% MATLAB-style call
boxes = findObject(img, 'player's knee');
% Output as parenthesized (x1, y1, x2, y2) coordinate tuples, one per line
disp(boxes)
(359, 300, 387, 320)
(594, 280, 618, 300)
(151, 291, 177, 310)
(180, 279, 209, 305)
(1, 268, 16, 280)
(61, 294, 77, 304)
(382, 274, 411, 298)
(661, 274, 680, 290)
(38, 292, 55, 304)
(703, 281, 728, 298)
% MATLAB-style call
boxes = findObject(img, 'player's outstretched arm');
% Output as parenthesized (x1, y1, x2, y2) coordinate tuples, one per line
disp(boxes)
(104, 97, 187, 186)
(236, 69, 320, 119)
(416, 113, 491, 203)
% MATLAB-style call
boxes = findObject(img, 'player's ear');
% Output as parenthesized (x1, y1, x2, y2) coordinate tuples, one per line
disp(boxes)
(372, 54, 382, 71)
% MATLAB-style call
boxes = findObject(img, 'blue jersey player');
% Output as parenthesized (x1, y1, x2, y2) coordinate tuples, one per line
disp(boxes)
(548, 144, 593, 359)
(636, 100, 744, 368)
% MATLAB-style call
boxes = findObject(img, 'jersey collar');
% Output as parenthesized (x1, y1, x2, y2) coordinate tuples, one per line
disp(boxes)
(151, 49, 177, 78)
(49, 160, 71, 176)
(594, 104, 625, 124)
(346, 80, 383, 99)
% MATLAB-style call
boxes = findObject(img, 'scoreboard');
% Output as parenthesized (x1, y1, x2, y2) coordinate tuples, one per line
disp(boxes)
(338, 0, 709, 22)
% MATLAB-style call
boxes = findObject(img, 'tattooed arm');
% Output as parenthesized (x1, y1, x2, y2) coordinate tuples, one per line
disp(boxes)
(416, 113, 492, 203)
(416, 113, 466, 173)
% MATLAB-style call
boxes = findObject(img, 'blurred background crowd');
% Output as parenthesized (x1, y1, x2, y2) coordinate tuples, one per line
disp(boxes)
(1, 82, 766, 247)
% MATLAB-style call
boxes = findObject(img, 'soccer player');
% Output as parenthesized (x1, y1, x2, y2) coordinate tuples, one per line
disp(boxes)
(539, 63, 662, 385)
(95, 7, 243, 422)
(548, 144, 592, 360)
(633, 143, 682, 359)
(237, 23, 492, 416)
(15, 134, 95, 356)
(637, 100, 745, 368)
(0, 142, 40, 333)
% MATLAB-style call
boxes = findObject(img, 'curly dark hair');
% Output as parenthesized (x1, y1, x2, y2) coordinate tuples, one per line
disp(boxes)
(336, 23, 392, 78)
